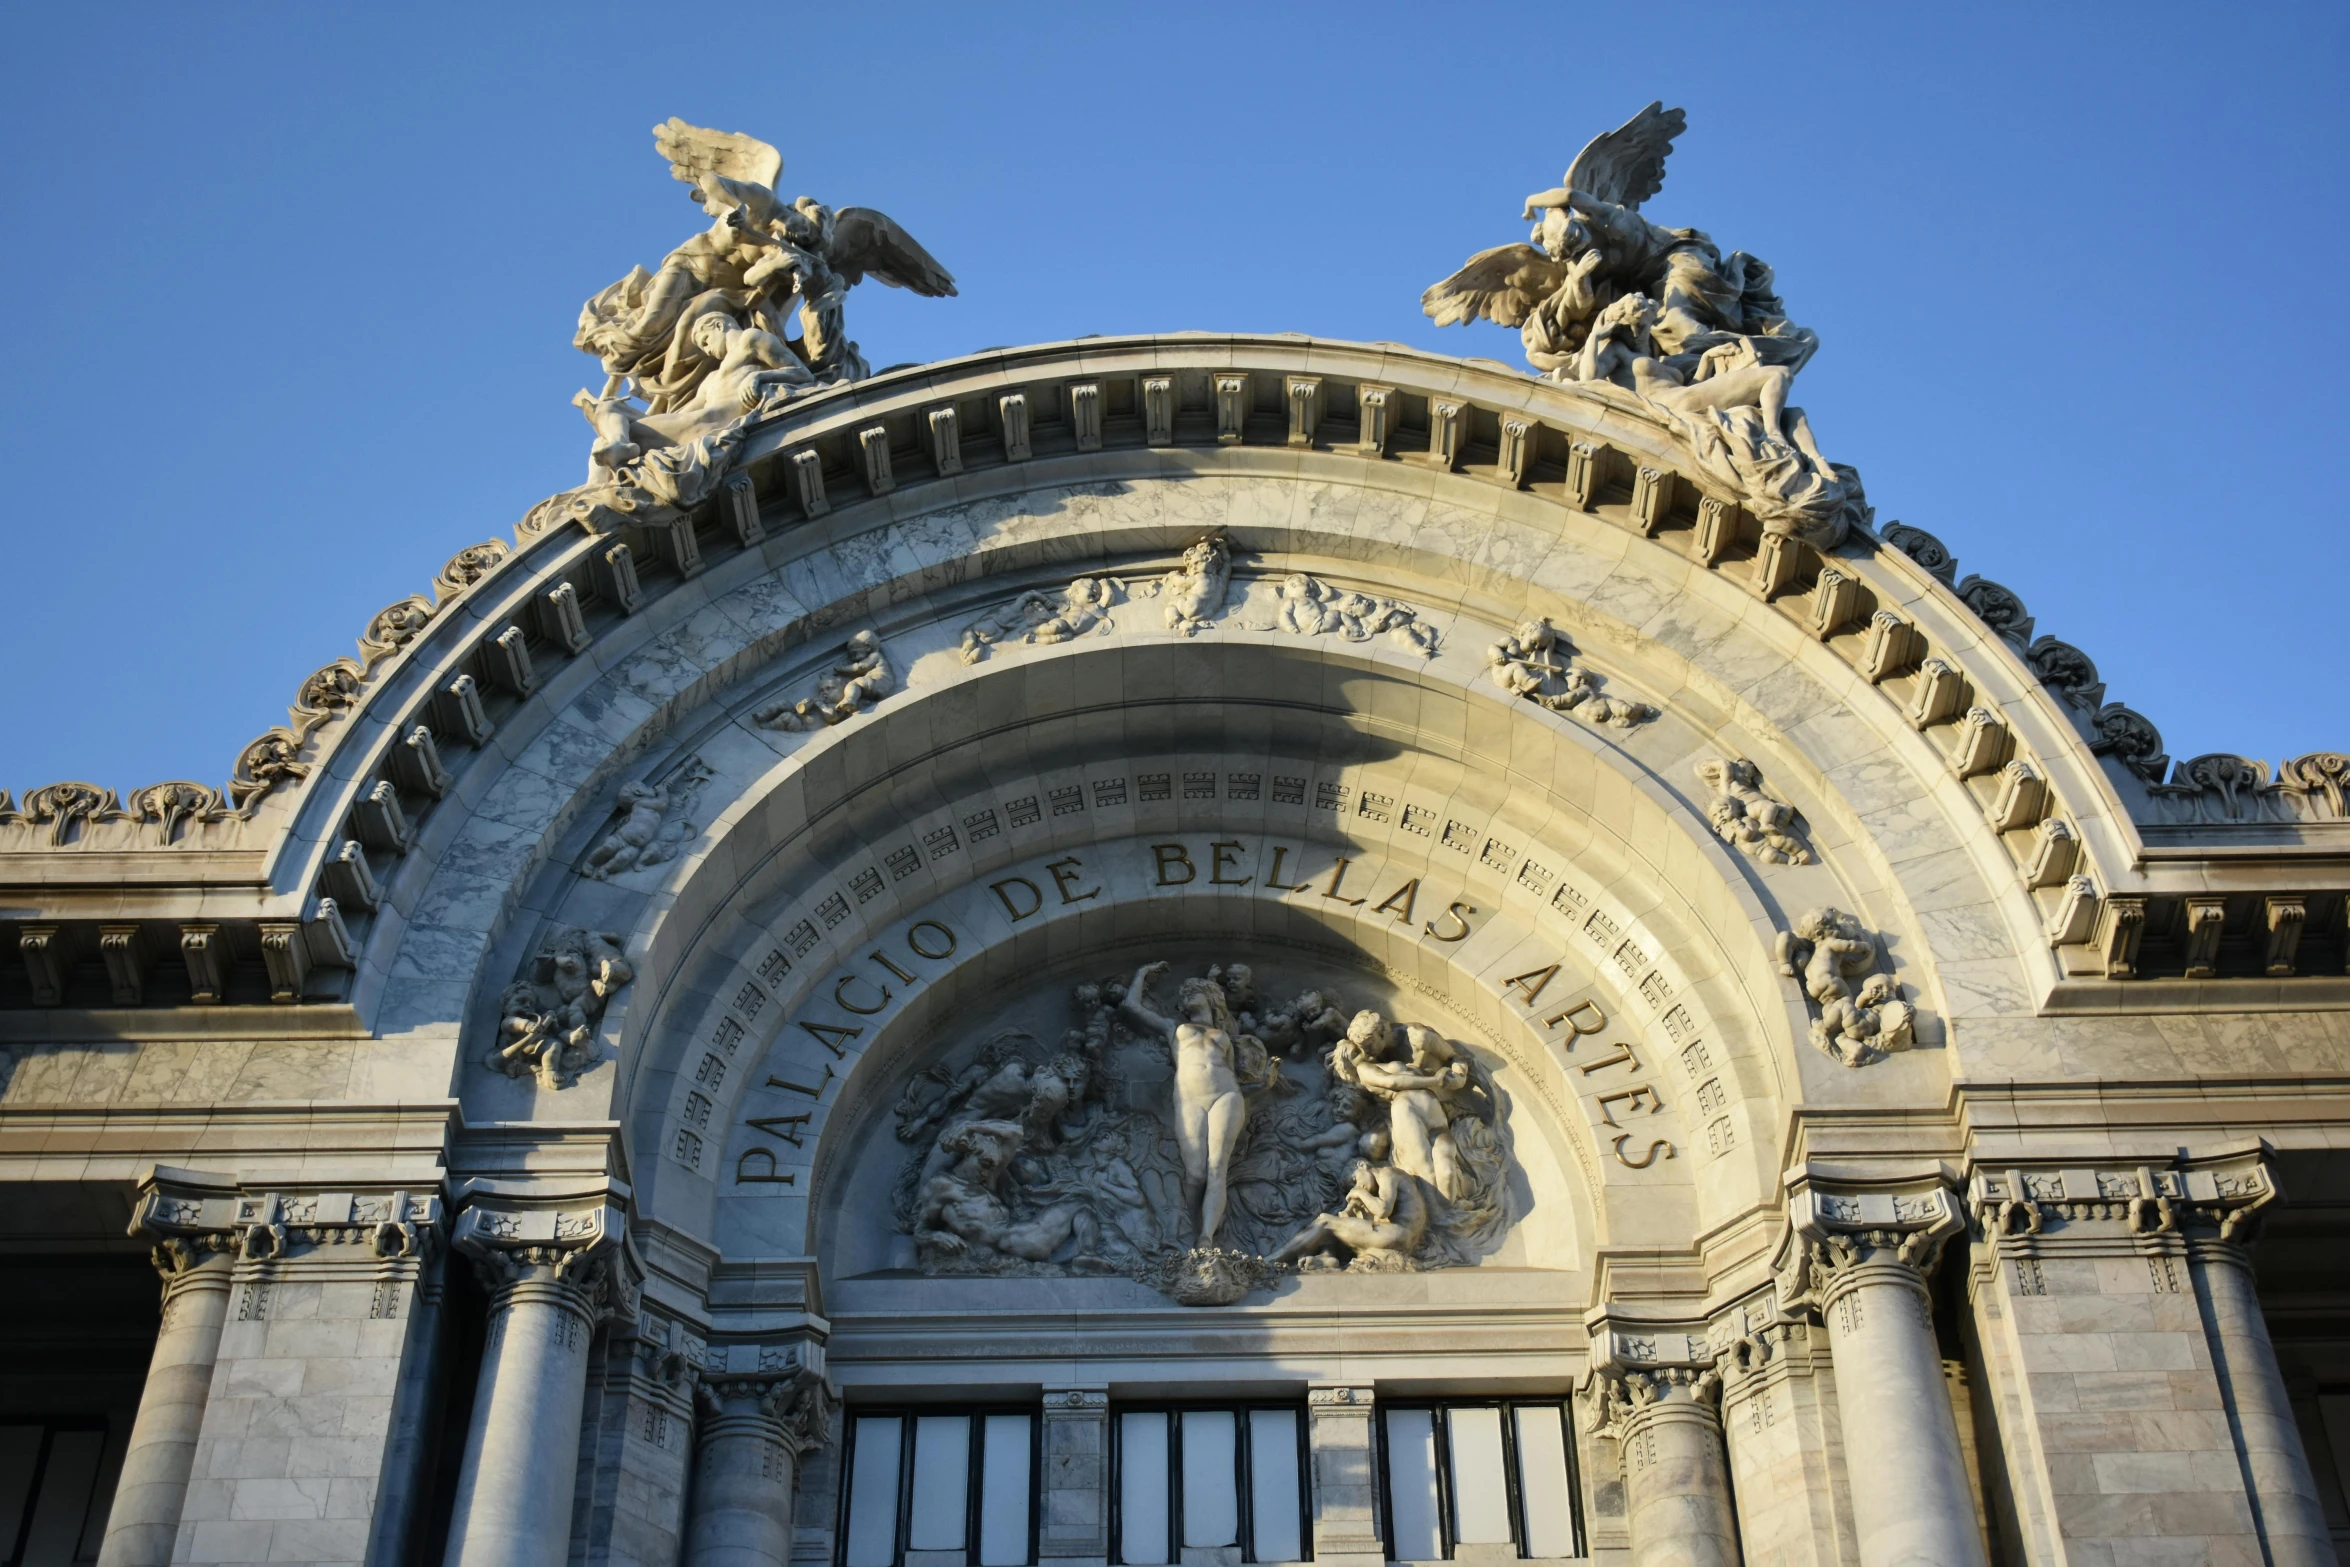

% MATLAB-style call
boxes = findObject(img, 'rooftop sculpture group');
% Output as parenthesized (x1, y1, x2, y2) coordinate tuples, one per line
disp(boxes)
(1424, 102, 1865, 550)
(558, 120, 957, 533)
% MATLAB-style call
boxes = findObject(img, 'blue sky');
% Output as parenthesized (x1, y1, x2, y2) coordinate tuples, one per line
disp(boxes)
(2, 3, 2344, 795)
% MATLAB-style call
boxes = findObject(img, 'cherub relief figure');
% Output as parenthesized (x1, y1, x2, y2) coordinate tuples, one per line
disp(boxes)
(1775, 907, 1914, 1067)
(959, 577, 1121, 663)
(1157, 536, 1232, 636)
(489, 930, 635, 1089)
(1695, 756, 1811, 865)
(754, 631, 895, 731)
(1487, 618, 1654, 728)
(581, 761, 709, 881)
(1271, 1128, 1430, 1273)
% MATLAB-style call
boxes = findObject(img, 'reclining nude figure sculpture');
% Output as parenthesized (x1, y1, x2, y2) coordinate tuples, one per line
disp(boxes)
(1120, 962, 1247, 1247)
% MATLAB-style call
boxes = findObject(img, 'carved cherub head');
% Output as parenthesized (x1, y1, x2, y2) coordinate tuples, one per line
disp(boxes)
(1344, 1009, 1392, 1054)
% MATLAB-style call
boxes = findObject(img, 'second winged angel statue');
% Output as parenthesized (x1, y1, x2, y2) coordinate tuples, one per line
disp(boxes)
(1422, 103, 1864, 549)
(574, 119, 956, 467)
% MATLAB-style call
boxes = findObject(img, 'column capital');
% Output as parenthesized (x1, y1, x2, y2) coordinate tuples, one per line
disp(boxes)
(694, 1342, 834, 1456)
(1776, 1169, 1961, 1312)
(1305, 1384, 1375, 1410)
(130, 1163, 444, 1272)
(451, 1176, 637, 1323)
(1044, 1385, 1112, 1413)
(1966, 1145, 2276, 1247)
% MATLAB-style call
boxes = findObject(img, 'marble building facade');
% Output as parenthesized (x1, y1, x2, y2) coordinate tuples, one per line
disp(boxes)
(3, 111, 2348, 1567)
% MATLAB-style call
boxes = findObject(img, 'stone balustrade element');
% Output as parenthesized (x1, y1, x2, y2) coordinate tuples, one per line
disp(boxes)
(1778, 1173, 1987, 1567)
(1304, 1386, 1384, 1567)
(1040, 1386, 1111, 1559)
(442, 1179, 635, 1567)
(1582, 1334, 1738, 1567)
(1967, 1150, 2333, 1566)
(684, 1343, 831, 1567)
(100, 1167, 447, 1567)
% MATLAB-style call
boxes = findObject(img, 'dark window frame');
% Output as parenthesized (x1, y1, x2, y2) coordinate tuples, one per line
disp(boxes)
(1374, 1399, 1583, 1561)
(1108, 1400, 1313, 1566)
(0, 1416, 110, 1567)
(834, 1403, 1043, 1567)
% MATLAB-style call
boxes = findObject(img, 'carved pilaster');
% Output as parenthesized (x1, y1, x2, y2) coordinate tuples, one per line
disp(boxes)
(1040, 1387, 1111, 1558)
(1964, 1149, 2328, 1565)
(1305, 1385, 1382, 1566)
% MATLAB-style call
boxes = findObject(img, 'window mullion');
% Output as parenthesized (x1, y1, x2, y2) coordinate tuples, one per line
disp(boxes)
(1433, 1406, 1456, 1560)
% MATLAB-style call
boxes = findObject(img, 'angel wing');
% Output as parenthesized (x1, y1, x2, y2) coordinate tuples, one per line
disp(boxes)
(1563, 101, 1686, 210)
(1420, 243, 1572, 328)
(652, 117, 783, 192)
(829, 207, 958, 296)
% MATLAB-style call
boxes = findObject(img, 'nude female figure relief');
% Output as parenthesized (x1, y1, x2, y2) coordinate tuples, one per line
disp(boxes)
(1119, 961, 1249, 1248)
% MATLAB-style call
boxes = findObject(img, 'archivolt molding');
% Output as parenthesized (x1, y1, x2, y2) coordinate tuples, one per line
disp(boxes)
(8, 336, 2339, 1017)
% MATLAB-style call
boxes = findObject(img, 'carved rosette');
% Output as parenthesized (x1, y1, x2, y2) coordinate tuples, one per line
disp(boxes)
(1776, 1177, 1962, 1323)
(450, 1186, 637, 1328)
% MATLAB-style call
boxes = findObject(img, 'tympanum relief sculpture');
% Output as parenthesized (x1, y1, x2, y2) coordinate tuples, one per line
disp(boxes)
(892, 963, 1510, 1305)
(1422, 102, 1864, 550)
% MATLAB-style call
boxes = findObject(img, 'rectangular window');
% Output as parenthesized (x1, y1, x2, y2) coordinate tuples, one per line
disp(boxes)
(1113, 1403, 1309, 1564)
(1378, 1402, 1580, 1561)
(839, 1407, 1038, 1567)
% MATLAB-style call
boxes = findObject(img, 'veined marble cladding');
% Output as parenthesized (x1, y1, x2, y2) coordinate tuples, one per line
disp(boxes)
(3, 342, 2348, 1562)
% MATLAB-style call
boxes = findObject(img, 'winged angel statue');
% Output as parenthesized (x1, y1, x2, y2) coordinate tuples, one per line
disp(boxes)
(564, 120, 955, 502)
(1422, 104, 1864, 548)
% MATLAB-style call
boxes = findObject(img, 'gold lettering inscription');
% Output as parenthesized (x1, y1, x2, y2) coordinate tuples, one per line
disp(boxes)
(1153, 843, 1196, 885)
(1209, 841, 1251, 886)
(1047, 856, 1101, 904)
(991, 876, 1044, 920)
(735, 1148, 798, 1185)
(1423, 901, 1475, 942)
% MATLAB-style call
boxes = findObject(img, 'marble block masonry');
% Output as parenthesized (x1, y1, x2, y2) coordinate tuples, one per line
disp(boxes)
(4, 105, 2349, 1567)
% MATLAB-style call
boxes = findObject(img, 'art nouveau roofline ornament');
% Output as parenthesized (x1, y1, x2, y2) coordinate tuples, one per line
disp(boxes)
(3, 106, 2347, 1019)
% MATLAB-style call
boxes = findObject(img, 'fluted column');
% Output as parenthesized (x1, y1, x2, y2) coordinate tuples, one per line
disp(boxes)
(2185, 1162, 2334, 1567)
(684, 1349, 831, 1567)
(443, 1183, 633, 1567)
(1782, 1177, 1985, 1567)
(98, 1217, 236, 1567)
